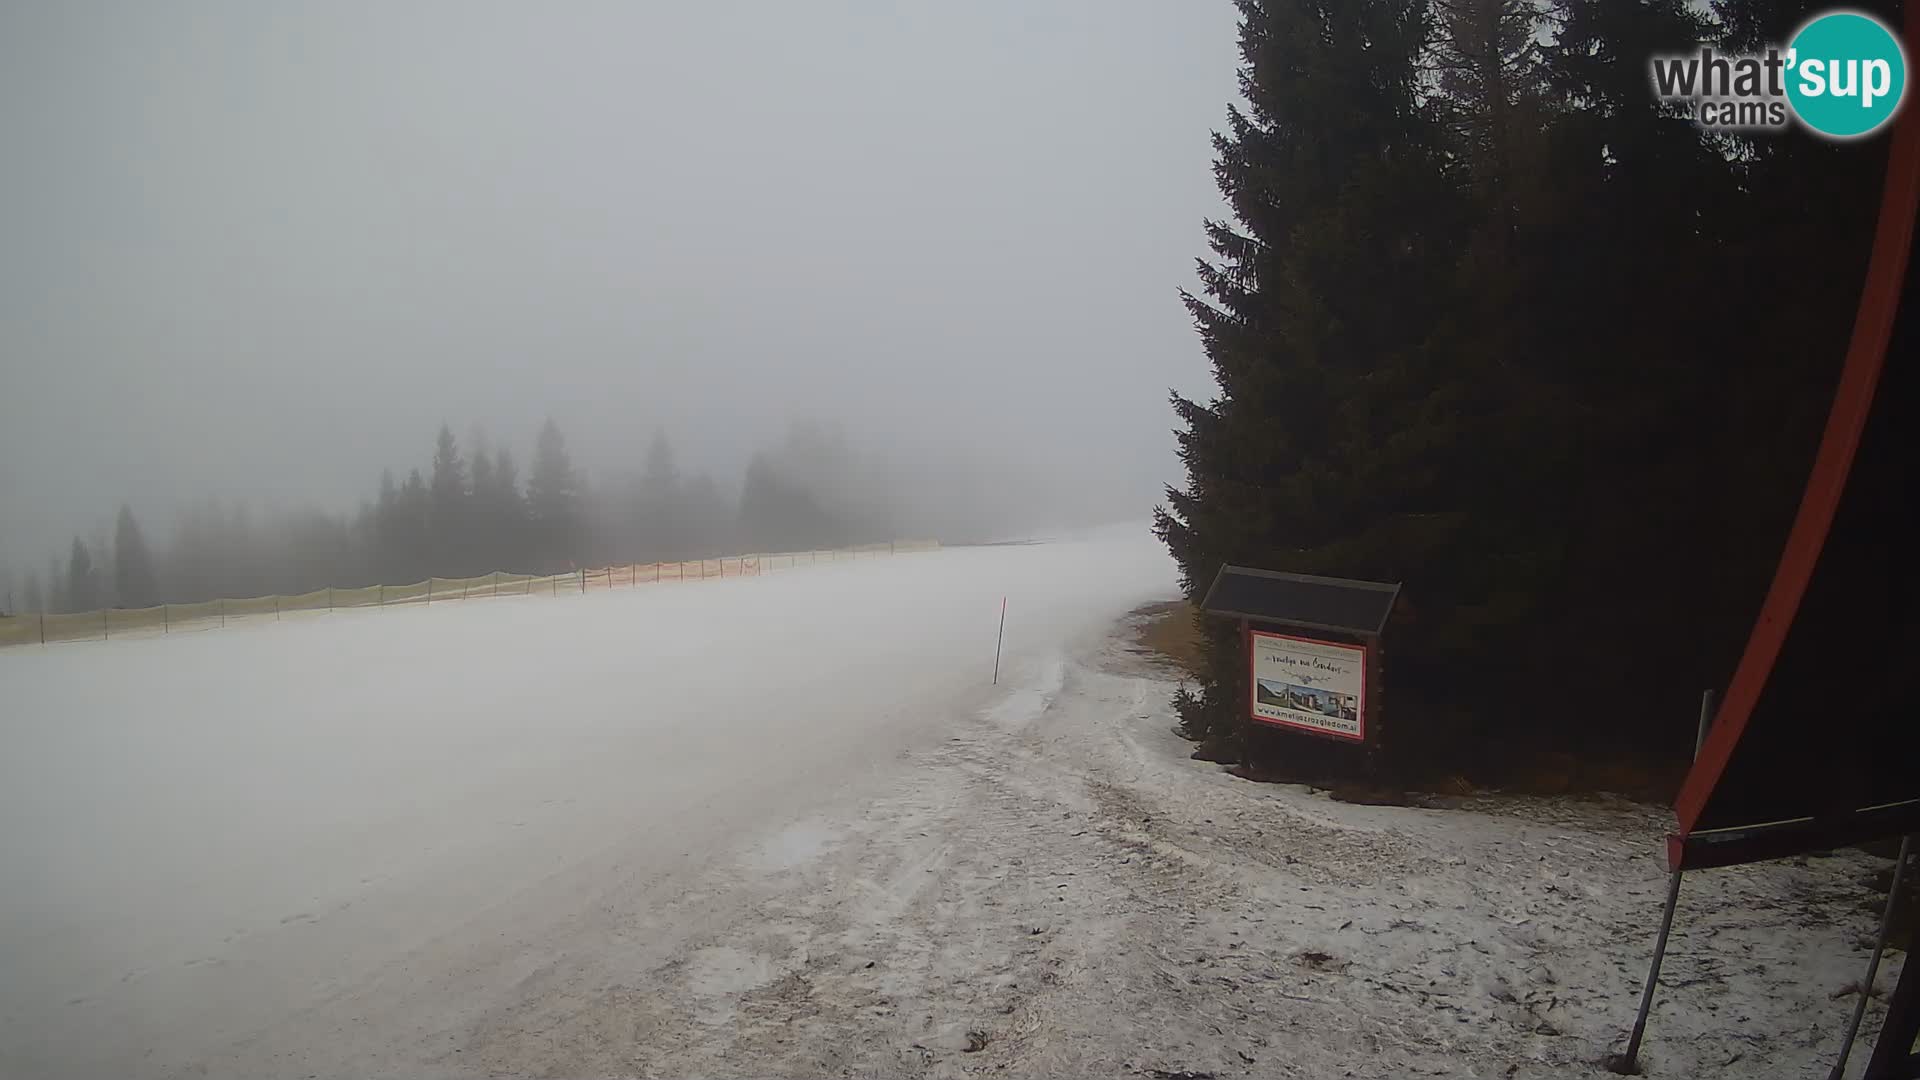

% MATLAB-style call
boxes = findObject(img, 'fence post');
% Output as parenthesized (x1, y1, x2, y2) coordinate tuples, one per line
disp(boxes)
(379, 584, 385, 606)
(579, 570, 585, 595)
(220, 598, 226, 627)
(102, 608, 109, 640)
(274, 595, 280, 621)
(463, 579, 469, 600)
(493, 571, 499, 598)
(39, 610, 45, 645)
(163, 604, 169, 634)
(428, 579, 433, 604)
(328, 586, 334, 611)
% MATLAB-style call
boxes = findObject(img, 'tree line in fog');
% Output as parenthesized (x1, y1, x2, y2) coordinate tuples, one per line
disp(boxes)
(5, 418, 902, 614)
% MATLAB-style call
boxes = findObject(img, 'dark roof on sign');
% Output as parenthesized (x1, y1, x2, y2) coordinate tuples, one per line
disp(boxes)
(1199, 565, 1400, 637)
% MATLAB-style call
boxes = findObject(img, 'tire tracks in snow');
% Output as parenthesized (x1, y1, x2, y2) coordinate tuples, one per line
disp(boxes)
(454, 617, 1904, 1080)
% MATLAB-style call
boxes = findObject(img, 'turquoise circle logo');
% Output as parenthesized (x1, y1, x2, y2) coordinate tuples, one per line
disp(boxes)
(1786, 11, 1908, 139)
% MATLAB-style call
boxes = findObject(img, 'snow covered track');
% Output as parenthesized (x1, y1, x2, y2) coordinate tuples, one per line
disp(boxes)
(0, 530, 1174, 1078)
(0, 529, 1901, 1078)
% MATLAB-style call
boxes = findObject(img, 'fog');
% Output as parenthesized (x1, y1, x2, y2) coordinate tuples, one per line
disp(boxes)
(0, 2, 1237, 596)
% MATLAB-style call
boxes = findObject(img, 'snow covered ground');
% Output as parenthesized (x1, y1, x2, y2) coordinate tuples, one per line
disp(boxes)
(0, 529, 1904, 1079)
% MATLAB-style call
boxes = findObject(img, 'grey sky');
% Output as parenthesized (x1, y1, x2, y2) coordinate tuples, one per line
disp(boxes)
(0, 1, 1237, 570)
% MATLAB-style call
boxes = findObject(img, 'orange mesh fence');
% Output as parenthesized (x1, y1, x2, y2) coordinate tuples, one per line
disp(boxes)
(1, 541, 938, 647)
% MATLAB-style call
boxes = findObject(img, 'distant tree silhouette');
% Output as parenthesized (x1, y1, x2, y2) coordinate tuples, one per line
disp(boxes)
(485, 445, 526, 571)
(429, 424, 470, 574)
(637, 430, 681, 557)
(46, 555, 65, 614)
(739, 453, 843, 553)
(26, 411, 925, 606)
(528, 418, 579, 570)
(113, 505, 158, 608)
(66, 537, 97, 613)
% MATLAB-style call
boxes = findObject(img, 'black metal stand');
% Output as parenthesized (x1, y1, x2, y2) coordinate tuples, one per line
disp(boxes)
(1611, 869, 1686, 1074)
(1862, 837, 1918, 1080)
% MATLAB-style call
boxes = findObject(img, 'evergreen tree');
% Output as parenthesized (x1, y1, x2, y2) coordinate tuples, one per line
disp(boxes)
(487, 445, 526, 570)
(528, 418, 579, 570)
(642, 430, 679, 496)
(1698, 0, 1898, 666)
(66, 537, 97, 613)
(1155, 0, 1456, 774)
(739, 453, 839, 553)
(372, 469, 402, 583)
(470, 438, 496, 566)
(638, 430, 682, 558)
(1431, 1, 1546, 244)
(429, 424, 470, 574)
(681, 471, 730, 555)
(113, 504, 159, 608)
(399, 469, 431, 582)
(1156, 0, 1896, 782)
(47, 555, 66, 614)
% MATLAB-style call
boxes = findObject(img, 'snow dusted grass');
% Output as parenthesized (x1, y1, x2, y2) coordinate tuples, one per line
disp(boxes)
(463, 616, 1904, 1080)
(0, 530, 1901, 1078)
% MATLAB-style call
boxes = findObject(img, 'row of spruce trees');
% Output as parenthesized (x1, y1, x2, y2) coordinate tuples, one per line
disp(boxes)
(1156, 0, 1894, 780)
(12, 418, 895, 615)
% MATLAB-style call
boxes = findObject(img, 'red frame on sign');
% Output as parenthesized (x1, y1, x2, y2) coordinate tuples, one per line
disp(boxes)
(1245, 627, 1368, 742)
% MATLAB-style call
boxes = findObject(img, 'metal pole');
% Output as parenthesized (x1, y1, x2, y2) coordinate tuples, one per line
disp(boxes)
(379, 584, 385, 606)
(40, 610, 45, 644)
(274, 595, 280, 621)
(428, 579, 433, 604)
(220, 598, 226, 627)
(1694, 689, 1717, 760)
(1830, 834, 1913, 1080)
(163, 604, 169, 634)
(328, 586, 334, 611)
(1864, 901, 1920, 1078)
(1616, 869, 1685, 1073)
(102, 608, 109, 640)
(993, 597, 1006, 685)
